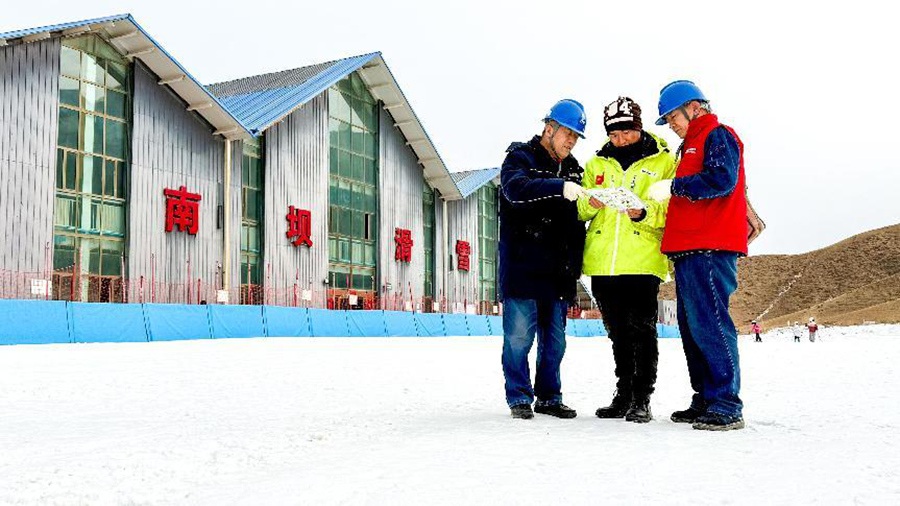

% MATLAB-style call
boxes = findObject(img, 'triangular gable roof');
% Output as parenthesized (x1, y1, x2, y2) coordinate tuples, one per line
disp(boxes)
(0, 14, 252, 140)
(209, 54, 463, 200)
(450, 168, 501, 199)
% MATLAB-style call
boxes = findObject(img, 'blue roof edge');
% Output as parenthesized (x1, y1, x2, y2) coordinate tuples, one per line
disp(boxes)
(454, 167, 501, 199)
(377, 57, 457, 195)
(246, 52, 381, 136)
(125, 15, 254, 137)
(0, 13, 131, 39)
(1, 14, 254, 138)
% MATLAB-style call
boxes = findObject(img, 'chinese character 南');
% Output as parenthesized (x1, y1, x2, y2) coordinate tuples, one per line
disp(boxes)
(164, 186, 202, 235)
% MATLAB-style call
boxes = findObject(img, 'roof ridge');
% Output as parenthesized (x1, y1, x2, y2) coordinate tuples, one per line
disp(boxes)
(451, 167, 501, 198)
(207, 51, 380, 94)
(452, 167, 500, 178)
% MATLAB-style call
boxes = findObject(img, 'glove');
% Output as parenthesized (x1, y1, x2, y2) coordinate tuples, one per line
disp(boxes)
(648, 179, 673, 201)
(562, 181, 588, 202)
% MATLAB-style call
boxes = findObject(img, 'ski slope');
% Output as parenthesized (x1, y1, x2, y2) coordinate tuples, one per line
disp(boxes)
(1, 325, 898, 505)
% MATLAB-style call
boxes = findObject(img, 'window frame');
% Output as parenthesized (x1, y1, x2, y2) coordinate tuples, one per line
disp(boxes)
(240, 136, 265, 302)
(477, 185, 499, 302)
(53, 35, 132, 301)
(327, 72, 380, 294)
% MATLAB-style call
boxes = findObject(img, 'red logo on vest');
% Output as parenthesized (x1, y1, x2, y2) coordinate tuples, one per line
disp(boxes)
(595, 174, 605, 185)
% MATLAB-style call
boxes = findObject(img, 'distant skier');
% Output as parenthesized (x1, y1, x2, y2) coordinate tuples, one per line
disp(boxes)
(793, 321, 802, 342)
(751, 321, 761, 342)
(807, 317, 818, 342)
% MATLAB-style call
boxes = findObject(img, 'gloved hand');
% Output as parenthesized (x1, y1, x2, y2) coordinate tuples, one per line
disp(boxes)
(562, 181, 589, 202)
(648, 179, 673, 201)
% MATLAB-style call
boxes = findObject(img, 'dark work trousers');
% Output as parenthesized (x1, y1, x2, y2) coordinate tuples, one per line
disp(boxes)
(592, 275, 661, 400)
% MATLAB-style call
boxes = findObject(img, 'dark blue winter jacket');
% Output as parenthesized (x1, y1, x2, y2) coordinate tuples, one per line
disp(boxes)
(672, 127, 741, 201)
(498, 136, 586, 302)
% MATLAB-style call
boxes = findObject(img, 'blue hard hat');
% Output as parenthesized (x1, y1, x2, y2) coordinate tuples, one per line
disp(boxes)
(543, 99, 587, 138)
(655, 80, 708, 125)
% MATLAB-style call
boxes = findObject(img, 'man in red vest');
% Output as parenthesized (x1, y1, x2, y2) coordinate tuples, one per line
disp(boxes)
(647, 80, 747, 431)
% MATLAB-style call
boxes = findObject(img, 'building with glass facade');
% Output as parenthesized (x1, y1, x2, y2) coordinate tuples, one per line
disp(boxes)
(0, 14, 545, 313)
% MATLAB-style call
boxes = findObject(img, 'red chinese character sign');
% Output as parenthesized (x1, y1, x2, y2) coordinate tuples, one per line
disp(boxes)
(394, 228, 413, 263)
(164, 186, 202, 235)
(286, 206, 313, 247)
(456, 240, 470, 271)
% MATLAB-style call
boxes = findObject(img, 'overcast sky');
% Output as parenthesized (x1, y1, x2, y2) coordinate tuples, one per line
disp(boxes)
(5, 0, 898, 255)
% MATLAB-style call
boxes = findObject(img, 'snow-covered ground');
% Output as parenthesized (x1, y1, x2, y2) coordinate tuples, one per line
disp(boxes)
(1, 325, 899, 505)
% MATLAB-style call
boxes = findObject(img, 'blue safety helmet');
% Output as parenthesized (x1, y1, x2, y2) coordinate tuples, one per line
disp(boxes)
(655, 80, 708, 125)
(543, 99, 587, 138)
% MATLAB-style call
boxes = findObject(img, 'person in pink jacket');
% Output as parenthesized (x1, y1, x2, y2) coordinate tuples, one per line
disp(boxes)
(807, 317, 819, 342)
(751, 321, 762, 342)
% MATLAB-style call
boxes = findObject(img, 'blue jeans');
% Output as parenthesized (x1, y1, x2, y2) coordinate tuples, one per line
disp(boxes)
(674, 252, 743, 417)
(502, 298, 568, 408)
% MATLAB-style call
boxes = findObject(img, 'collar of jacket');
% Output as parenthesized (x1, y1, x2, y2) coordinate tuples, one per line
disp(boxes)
(595, 130, 669, 163)
(684, 113, 719, 143)
(526, 135, 579, 169)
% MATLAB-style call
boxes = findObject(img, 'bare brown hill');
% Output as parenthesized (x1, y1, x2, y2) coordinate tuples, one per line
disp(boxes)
(659, 223, 900, 330)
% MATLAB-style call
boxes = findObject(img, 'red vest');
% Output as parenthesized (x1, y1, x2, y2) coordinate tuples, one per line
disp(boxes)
(661, 114, 748, 255)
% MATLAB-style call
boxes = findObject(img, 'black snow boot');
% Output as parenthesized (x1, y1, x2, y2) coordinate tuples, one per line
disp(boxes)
(670, 406, 705, 424)
(625, 397, 652, 423)
(692, 412, 745, 431)
(534, 403, 577, 419)
(510, 404, 534, 419)
(595, 391, 631, 418)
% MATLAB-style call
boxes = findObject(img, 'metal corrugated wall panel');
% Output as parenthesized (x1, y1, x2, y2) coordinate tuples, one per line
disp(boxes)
(123, 16, 252, 139)
(226, 139, 243, 292)
(445, 196, 480, 307)
(378, 108, 425, 302)
(0, 38, 59, 273)
(129, 62, 232, 291)
(262, 93, 329, 299)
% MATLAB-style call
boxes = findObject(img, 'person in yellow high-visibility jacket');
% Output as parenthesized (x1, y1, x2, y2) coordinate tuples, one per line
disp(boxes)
(577, 97, 676, 423)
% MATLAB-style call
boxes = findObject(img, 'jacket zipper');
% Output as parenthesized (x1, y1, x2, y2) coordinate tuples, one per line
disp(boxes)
(610, 210, 621, 275)
(609, 162, 623, 275)
(598, 144, 665, 276)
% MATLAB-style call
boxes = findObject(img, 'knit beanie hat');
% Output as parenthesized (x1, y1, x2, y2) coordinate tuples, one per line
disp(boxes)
(604, 96, 643, 133)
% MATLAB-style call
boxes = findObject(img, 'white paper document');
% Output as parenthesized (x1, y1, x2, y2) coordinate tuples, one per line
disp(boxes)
(587, 187, 646, 211)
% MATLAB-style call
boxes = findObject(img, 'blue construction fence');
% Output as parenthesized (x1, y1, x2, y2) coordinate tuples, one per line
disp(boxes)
(0, 300, 679, 345)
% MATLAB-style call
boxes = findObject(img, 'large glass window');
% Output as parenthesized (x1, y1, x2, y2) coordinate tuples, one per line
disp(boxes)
(477, 185, 499, 304)
(52, 36, 131, 302)
(423, 186, 436, 299)
(240, 137, 264, 304)
(327, 72, 378, 298)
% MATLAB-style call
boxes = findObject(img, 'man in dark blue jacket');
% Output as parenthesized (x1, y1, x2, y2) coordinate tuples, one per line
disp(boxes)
(499, 99, 590, 419)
